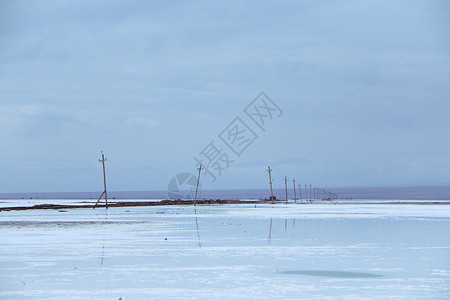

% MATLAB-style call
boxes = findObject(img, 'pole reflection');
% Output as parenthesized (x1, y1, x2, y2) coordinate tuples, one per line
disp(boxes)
(194, 208, 202, 248)
(100, 210, 108, 267)
(268, 217, 273, 243)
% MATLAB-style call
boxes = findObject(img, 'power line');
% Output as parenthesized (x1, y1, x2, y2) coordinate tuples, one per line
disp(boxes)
(105, 166, 148, 191)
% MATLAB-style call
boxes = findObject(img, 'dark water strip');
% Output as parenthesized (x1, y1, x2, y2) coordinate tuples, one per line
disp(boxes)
(282, 270, 383, 278)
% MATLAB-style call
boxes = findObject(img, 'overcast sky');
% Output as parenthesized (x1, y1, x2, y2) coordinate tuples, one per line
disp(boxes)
(1, 0, 449, 193)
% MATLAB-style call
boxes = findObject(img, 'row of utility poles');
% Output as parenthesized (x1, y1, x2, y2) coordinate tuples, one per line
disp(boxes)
(267, 166, 338, 204)
(92, 153, 338, 210)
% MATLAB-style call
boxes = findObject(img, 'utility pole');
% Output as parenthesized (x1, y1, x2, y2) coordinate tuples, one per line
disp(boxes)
(93, 151, 108, 209)
(267, 166, 274, 203)
(292, 178, 297, 203)
(309, 184, 312, 202)
(298, 184, 302, 203)
(284, 175, 288, 203)
(304, 184, 308, 203)
(194, 164, 203, 206)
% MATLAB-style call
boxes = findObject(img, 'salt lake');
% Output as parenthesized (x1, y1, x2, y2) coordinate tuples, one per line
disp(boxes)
(1, 203, 449, 299)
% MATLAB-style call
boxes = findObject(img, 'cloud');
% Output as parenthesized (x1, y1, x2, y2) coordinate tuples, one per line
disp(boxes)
(273, 158, 310, 166)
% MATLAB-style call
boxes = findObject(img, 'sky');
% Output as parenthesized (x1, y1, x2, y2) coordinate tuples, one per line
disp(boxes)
(0, 0, 449, 193)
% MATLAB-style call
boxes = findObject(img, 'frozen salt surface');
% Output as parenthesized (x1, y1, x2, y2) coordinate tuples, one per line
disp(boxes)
(1, 203, 449, 299)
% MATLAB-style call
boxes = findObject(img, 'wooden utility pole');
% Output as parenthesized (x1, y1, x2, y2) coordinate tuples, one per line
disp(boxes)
(284, 176, 288, 203)
(298, 184, 302, 203)
(194, 164, 203, 206)
(309, 184, 312, 202)
(267, 166, 274, 203)
(304, 184, 308, 203)
(292, 178, 297, 203)
(93, 151, 108, 209)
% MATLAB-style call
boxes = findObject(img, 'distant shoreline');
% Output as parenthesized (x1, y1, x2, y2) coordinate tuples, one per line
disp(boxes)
(0, 199, 260, 211)
(1, 199, 450, 212)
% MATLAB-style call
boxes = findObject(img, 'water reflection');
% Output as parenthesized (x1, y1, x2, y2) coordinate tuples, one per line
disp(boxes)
(100, 211, 108, 267)
(268, 218, 298, 243)
(194, 208, 202, 248)
(268, 218, 273, 243)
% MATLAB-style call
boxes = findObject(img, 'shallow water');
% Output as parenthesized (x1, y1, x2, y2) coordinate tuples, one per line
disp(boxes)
(1, 203, 449, 299)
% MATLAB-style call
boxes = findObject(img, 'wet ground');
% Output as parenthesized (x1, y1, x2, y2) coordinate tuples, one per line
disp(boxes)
(1, 203, 449, 299)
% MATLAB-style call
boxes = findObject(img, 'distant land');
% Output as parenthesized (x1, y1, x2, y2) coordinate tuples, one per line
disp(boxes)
(328, 185, 450, 200)
(0, 186, 449, 200)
